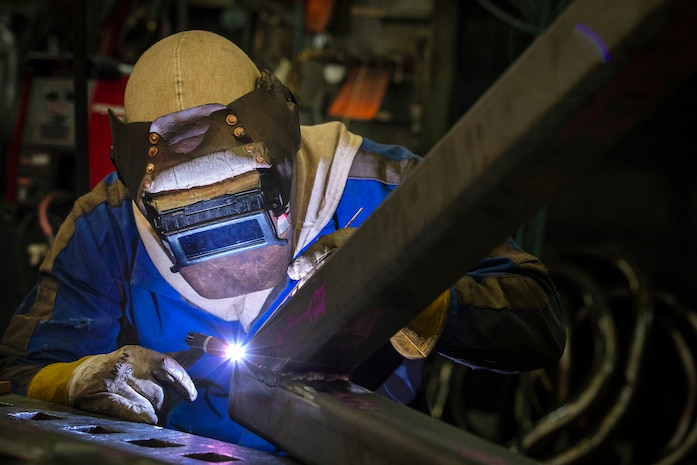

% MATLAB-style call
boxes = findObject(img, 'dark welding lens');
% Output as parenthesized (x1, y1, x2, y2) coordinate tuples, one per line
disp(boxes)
(165, 210, 287, 272)
(156, 190, 287, 272)
(179, 217, 265, 259)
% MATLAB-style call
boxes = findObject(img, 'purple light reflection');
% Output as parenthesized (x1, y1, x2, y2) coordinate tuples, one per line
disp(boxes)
(575, 23, 611, 63)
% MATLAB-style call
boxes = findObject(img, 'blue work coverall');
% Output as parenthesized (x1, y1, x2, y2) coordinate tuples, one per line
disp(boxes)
(0, 131, 565, 452)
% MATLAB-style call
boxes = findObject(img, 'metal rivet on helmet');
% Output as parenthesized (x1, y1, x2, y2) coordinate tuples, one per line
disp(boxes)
(148, 146, 158, 157)
(146, 162, 155, 173)
(149, 132, 160, 144)
(233, 126, 246, 138)
(226, 114, 238, 125)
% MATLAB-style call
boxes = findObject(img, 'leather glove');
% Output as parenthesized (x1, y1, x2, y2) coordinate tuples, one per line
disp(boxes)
(287, 228, 356, 282)
(27, 345, 198, 424)
(288, 229, 450, 359)
(389, 289, 450, 359)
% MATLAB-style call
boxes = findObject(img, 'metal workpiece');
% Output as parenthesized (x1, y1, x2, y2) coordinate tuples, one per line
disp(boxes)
(229, 362, 539, 465)
(242, 0, 697, 375)
(231, 0, 697, 461)
(0, 393, 298, 465)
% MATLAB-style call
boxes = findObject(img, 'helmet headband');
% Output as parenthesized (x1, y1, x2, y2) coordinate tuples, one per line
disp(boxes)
(109, 69, 300, 216)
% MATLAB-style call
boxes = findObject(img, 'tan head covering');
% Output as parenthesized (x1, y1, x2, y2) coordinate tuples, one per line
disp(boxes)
(124, 30, 261, 122)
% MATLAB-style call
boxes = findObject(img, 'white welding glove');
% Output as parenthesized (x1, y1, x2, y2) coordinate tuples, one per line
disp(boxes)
(287, 228, 356, 282)
(65, 345, 198, 424)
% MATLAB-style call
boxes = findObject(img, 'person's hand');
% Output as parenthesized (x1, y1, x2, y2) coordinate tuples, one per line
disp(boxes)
(287, 228, 356, 282)
(65, 345, 198, 424)
(390, 290, 450, 359)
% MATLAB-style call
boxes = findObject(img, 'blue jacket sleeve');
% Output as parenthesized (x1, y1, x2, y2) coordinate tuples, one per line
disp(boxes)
(350, 138, 566, 373)
(0, 176, 138, 390)
(436, 237, 566, 372)
(342, 139, 565, 373)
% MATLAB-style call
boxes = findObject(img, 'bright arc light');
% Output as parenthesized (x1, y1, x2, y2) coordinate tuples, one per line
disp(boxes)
(225, 342, 246, 362)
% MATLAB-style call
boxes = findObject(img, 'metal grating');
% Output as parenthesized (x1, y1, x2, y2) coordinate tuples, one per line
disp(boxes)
(0, 393, 298, 465)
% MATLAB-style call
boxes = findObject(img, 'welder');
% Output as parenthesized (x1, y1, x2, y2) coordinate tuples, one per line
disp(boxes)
(0, 30, 565, 453)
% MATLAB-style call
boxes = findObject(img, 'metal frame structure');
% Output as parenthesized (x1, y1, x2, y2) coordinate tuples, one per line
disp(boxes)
(230, 0, 697, 464)
(1, 0, 696, 463)
(0, 393, 298, 464)
(241, 0, 697, 374)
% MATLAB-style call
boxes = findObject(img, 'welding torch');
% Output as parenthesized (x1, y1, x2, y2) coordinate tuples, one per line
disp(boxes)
(185, 332, 245, 361)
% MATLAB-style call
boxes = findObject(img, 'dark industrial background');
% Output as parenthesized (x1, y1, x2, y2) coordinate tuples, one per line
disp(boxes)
(0, 1, 696, 464)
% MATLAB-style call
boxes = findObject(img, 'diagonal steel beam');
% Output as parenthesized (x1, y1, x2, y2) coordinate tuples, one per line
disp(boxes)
(230, 1, 697, 463)
(230, 371, 541, 465)
(241, 0, 697, 376)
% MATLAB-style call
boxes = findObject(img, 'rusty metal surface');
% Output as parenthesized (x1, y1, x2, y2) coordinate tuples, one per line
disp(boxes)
(242, 0, 697, 375)
(0, 393, 298, 465)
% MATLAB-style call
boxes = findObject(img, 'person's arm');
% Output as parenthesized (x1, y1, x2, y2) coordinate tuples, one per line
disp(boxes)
(293, 139, 565, 373)
(289, 230, 565, 373)
(0, 177, 198, 424)
(435, 237, 566, 372)
(0, 178, 134, 390)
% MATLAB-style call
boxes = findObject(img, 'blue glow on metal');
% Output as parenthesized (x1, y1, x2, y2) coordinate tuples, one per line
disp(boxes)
(575, 23, 611, 63)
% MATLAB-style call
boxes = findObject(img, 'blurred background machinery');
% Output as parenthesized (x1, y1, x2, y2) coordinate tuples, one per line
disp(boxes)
(0, 1, 696, 464)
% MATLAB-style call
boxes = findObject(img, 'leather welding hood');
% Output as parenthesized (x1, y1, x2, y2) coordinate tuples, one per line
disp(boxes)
(104, 30, 302, 305)
(109, 69, 301, 223)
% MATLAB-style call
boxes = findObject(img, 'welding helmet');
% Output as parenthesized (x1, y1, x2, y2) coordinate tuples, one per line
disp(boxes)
(109, 30, 300, 299)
